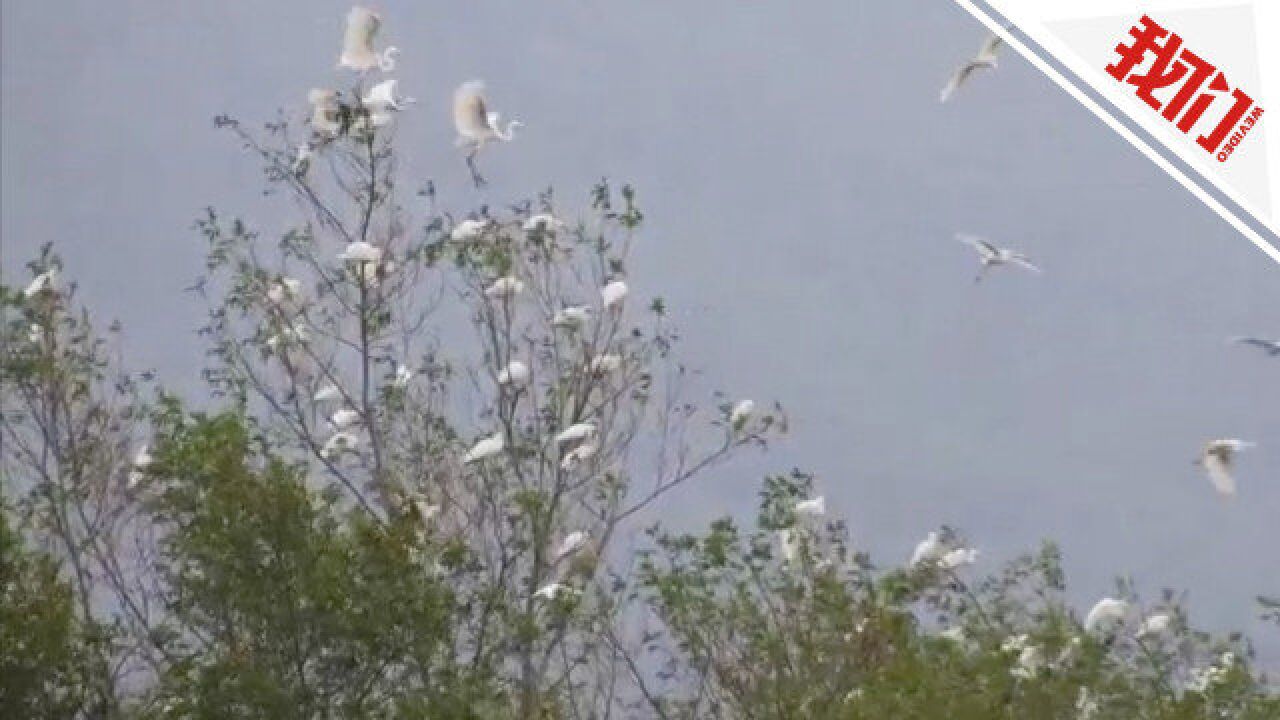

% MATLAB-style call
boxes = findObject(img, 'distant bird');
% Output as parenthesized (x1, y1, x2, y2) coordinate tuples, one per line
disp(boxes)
(554, 531, 589, 561)
(314, 383, 342, 402)
(24, 269, 57, 298)
(361, 78, 413, 127)
(939, 547, 979, 569)
(910, 531, 945, 568)
(497, 361, 530, 388)
(1136, 613, 1172, 639)
(1231, 336, 1280, 356)
(267, 277, 302, 304)
(453, 80, 522, 187)
(339, 241, 382, 264)
(321, 431, 359, 459)
(330, 408, 361, 429)
(533, 582, 576, 601)
(794, 497, 825, 517)
(589, 354, 622, 374)
(777, 528, 801, 563)
(450, 218, 489, 242)
(957, 234, 1041, 282)
(291, 144, 314, 177)
(729, 400, 755, 432)
(601, 280, 628, 310)
(485, 276, 525, 299)
(553, 306, 591, 330)
(1195, 438, 1254, 497)
(338, 7, 398, 73)
(940, 32, 1005, 103)
(1084, 597, 1129, 633)
(308, 88, 345, 138)
(463, 432, 505, 463)
(524, 213, 565, 233)
(560, 442, 597, 470)
(393, 363, 414, 388)
(127, 445, 152, 489)
(555, 422, 597, 446)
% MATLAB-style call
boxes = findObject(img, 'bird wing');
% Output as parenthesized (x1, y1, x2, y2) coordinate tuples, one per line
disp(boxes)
(957, 234, 998, 258)
(453, 81, 491, 138)
(977, 33, 1004, 61)
(940, 65, 975, 103)
(1008, 253, 1042, 273)
(1232, 336, 1275, 350)
(1203, 453, 1236, 496)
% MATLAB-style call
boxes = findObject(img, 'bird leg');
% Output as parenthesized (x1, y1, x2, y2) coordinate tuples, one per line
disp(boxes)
(465, 151, 487, 188)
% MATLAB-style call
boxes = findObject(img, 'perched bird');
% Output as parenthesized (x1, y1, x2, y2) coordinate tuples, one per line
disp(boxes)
(560, 443, 597, 470)
(957, 234, 1041, 282)
(339, 241, 382, 264)
(321, 432, 359, 459)
(523, 213, 565, 233)
(554, 531, 589, 561)
(308, 88, 345, 138)
(330, 408, 361, 429)
(485, 276, 525, 299)
(267, 277, 302, 304)
(601, 280, 629, 310)
(1084, 597, 1129, 633)
(1195, 439, 1254, 497)
(498, 360, 530, 386)
(127, 445, 152, 489)
(338, 6, 398, 73)
(533, 582, 576, 601)
(777, 528, 801, 563)
(393, 363, 413, 388)
(463, 432, 505, 463)
(453, 80, 522, 187)
(1231, 336, 1280, 356)
(555, 422, 597, 445)
(1136, 613, 1172, 639)
(553, 307, 590, 331)
(940, 32, 1005, 103)
(589, 354, 622, 374)
(794, 497, 826, 517)
(939, 547, 979, 569)
(314, 383, 342, 402)
(729, 400, 755, 432)
(361, 78, 413, 127)
(909, 531, 945, 568)
(450, 218, 489, 242)
(24, 269, 57, 298)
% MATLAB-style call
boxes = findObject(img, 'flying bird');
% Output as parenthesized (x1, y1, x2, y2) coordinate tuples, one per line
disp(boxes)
(1195, 438, 1254, 497)
(361, 78, 414, 127)
(463, 432, 505, 464)
(1084, 597, 1129, 633)
(1231, 336, 1280, 356)
(339, 7, 398, 73)
(453, 80, 522, 187)
(957, 234, 1041, 282)
(940, 32, 1005, 103)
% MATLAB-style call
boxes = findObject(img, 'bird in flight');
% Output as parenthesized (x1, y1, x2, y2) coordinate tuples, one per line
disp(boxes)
(339, 6, 398, 73)
(940, 31, 1005, 103)
(453, 80, 522, 188)
(957, 234, 1041, 282)
(1230, 336, 1280, 357)
(1195, 439, 1254, 497)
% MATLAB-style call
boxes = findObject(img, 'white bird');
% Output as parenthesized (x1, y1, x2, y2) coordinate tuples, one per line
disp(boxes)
(1231, 336, 1280, 357)
(463, 432, 505, 463)
(413, 499, 440, 524)
(777, 528, 801, 563)
(1196, 439, 1254, 497)
(307, 88, 343, 137)
(484, 276, 525, 299)
(450, 219, 489, 242)
(939, 546, 979, 569)
(909, 531, 945, 568)
(589, 354, 622, 374)
(957, 234, 1041, 282)
(729, 400, 755, 432)
(321, 431, 359, 459)
(27, 324, 43, 344)
(314, 383, 341, 402)
(498, 361, 530, 386)
(453, 80, 522, 187)
(361, 79, 413, 127)
(339, 241, 382, 264)
(127, 445, 153, 489)
(1084, 597, 1129, 633)
(601, 280, 628, 310)
(553, 306, 591, 329)
(1136, 613, 1172, 639)
(560, 443, 597, 470)
(291, 144, 313, 177)
(393, 363, 413, 388)
(940, 32, 1005, 103)
(330, 408, 361, 429)
(794, 497, 825, 517)
(24, 269, 57, 298)
(523, 213, 565, 233)
(338, 6, 398, 73)
(267, 277, 302, 304)
(554, 531, 589, 561)
(533, 582, 576, 601)
(555, 422, 597, 445)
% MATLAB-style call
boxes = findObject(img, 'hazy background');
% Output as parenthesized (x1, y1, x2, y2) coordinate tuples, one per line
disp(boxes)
(3, 0, 1278, 659)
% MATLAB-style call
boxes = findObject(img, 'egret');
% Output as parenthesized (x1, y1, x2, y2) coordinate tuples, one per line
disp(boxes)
(1196, 438, 1254, 497)
(909, 531, 945, 568)
(338, 7, 398, 73)
(555, 422, 597, 445)
(339, 241, 382, 264)
(730, 400, 755, 432)
(361, 78, 413, 128)
(1136, 612, 1172, 639)
(453, 80, 522, 187)
(498, 360, 530, 386)
(553, 306, 591, 329)
(267, 277, 302, 304)
(601, 280, 628, 310)
(940, 32, 1004, 103)
(554, 531, 589, 561)
(463, 432, 505, 463)
(314, 383, 341, 402)
(128, 445, 152, 489)
(560, 443, 597, 470)
(794, 497, 825, 517)
(533, 582, 576, 601)
(1231, 336, 1280, 356)
(330, 408, 361, 429)
(484, 276, 524, 299)
(450, 218, 489, 242)
(939, 547, 979, 569)
(321, 431, 359, 459)
(393, 364, 413, 388)
(308, 88, 344, 137)
(589, 354, 622, 374)
(957, 234, 1040, 282)
(1084, 597, 1129, 633)
(24, 269, 57, 298)
(524, 213, 565, 233)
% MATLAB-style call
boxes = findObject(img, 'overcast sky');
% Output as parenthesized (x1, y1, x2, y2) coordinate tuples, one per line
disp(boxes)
(3, 0, 1278, 659)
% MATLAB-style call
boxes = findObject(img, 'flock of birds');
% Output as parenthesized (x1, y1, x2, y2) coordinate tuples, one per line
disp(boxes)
(939, 26, 1270, 500)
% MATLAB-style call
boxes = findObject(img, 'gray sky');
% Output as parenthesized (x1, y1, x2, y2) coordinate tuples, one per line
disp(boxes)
(3, 0, 1278, 658)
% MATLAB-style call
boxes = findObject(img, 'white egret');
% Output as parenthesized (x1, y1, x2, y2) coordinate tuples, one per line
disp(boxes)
(308, 88, 344, 137)
(484, 276, 524, 299)
(393, 363, 413, 388)
(339, 241, 382, 264)
(553, 306, 591, 329)
(794, 497, 825, 517)
(463, 432, 505, 463)
(523, 213, 565, 233)
(450, 218, 489, 242)
(321, 431, 359, 459)
(554, 531, 589, 561)
(939, 547, 979, 569)
(940, 32, 1004, 103)
(361, 78, 413, 128)
(1231, 336, 1280, 356)
(267, 277, 302, 304)
(601, 280, 628, 310)
(498, 360, 530, 386)
(957, 234, 1041, 282)
(1136, 612, 1172, 639)
(338, 7, 398, 73)
(560, 443, 597, 470)
(729, 399, 755, 431)
(909, 531, 945, 568)
(453, 80, 522, 187)
(589, 354, 622, 374)
(555, 422, 597, 445)
(24, 269, 57, 298)
(533, 582, 576, 601)
(330, 408, 361, 429)
(314, 383, 341, 402)
(1196, 438, 1254, 497)
(1084, 597, 1129, 633)
(128, 445, 152, 489)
